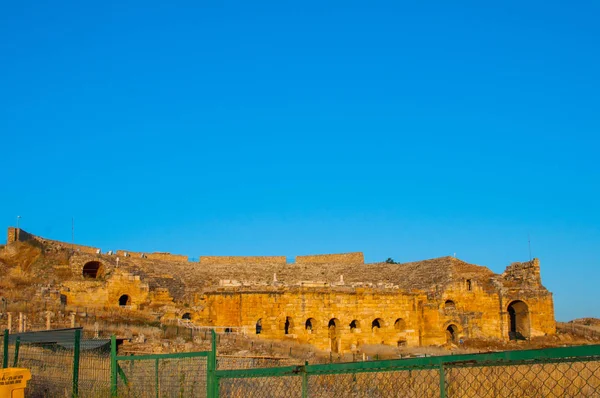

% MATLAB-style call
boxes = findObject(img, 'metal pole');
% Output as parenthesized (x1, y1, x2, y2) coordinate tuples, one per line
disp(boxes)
(301, 361, 308, 398)
(439, 364, 446, 398)
(110, 335, 117, 397)
(13, 337, 20, 367)
(155, 358, 159, 398)
(207, 330, 218, 398)
(3, 330, 8, 368)
(72, 329, 81, 398)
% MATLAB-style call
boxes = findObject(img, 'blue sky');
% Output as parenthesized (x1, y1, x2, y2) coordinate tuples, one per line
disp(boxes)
(1, 1, 598, 321)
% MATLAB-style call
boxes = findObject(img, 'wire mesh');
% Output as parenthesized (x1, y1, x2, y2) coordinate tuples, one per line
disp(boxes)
(15, 343, 74, 397)
(218, 375, 303, 398)
(217, 356, 301, 370)
(78, 349, 111, 397)
(117, 355, 208, 398)
(445, 359, 600, 398)
(308, 367, 440, 398)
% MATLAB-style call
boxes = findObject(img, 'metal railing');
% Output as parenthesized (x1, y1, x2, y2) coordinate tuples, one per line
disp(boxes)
(3, 328, 600, 397)
(215, 344, 600, 397)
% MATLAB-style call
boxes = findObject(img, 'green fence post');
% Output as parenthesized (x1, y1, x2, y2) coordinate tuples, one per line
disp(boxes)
(12, 337, 20, 367)
(72, 328, 81, 398)
(110, 335, 117, 397)
(439, 364, 446, 398)
(302, 361, 308, 398)
(2, 329, 8, 368)
(207, 330, 218, 398)
(155, 358, 159, 398)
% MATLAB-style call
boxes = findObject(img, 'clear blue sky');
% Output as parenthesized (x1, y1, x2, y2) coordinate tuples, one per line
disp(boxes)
(1, 1, 598, 321)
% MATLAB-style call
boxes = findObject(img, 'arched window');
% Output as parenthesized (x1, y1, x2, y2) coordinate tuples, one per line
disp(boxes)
(394, 318, 406, 331)
(508, 300, 530, 339)
(305, 318, 316, 333)
(466, 279, 472, 291)
(444, 300, 456, 310)
(349, 320, 360, 332)
(328, 318, 341, 353)
(256, 319, 262, 334)
(371, 318, 384, 332)
(182, 313, 191, 320)
(446, 324, 459, 343)
(284, 317, 294, 334)
(82, 261, 103, 278)
(60, 294, 67, 306)
(118, 295, 131, 307)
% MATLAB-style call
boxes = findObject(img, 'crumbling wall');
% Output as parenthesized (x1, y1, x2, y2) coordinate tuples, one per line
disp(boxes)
(295, 252, 364, 265)
(116, 250, 188, 262)
(503, 258, 542, 286)
(200, 256, 286, 266)
(6, 227, 99, 254)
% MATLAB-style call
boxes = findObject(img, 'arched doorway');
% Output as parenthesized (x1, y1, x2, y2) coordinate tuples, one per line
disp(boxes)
(256, 319, 262, 334)
(82, 261, 103, 278)
(118, 295, 131, 307)
(182, 313, 191, 320)
(444, 300, 456, 310)
(349, 320, 360, 333)
(284, 317, 294, 334)
(508, 300, 530, 339)
(446, 324, 459, 343)
(328, 318, 341, 353)
(372, 318, 384, 333)
(394, 318, 406, 331)
(305, 318, 316, 333)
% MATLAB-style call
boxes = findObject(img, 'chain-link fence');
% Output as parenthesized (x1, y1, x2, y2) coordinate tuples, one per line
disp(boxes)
(3, 328, 600, 397)
(2, 328, 112, 397)
(115, 352, 209, 398)
(215, 344, 600, 397)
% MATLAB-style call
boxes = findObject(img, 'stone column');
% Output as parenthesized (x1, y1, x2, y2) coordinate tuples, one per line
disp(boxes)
(46, 312, 52, 330)
(7, 313, 11, 332)
(70, 312, 76, 328)
(18, 312, 23, 333)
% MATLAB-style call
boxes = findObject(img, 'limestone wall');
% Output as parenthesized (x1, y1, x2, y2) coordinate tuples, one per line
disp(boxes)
(295, 252, 364, 265)
(116, 250, 188, 262)
(6, 227, 100, 254)
(200, 256, 287, 266)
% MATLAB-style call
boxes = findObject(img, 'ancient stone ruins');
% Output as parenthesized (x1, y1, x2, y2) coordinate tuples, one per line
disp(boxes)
(5, 227, 555, 353)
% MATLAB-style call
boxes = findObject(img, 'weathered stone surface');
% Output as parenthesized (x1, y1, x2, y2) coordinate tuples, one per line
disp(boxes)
(4, 227, 556, 352)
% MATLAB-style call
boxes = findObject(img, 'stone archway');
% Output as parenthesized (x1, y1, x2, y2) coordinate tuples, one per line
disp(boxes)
(328, 318, 341, 353)
(284, 317, 294, 334)
(508, 300, 530, 339)
(305, 318, 317, 334)
(256, 319, 262, 334)
(118, 294, 131, 307)
(182, 313, 191, 320)
(371, 318, 384, 333)
(446, 324, 459, 343)
(82, 261, 103, 278)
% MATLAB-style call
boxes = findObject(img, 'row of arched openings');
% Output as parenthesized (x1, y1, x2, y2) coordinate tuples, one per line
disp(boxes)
(256, 317, 408, 335)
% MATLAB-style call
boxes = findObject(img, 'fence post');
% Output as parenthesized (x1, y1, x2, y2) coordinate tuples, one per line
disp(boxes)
(207, 330, 218, 398)
(155, 358, 159, 398)
(302, 361, 308, 398)
(439, 364, 446, 398)
(72, 328, 81, 398)
(110, 335, 117, 397)
(2, 329, 8, 368)
(13, 337, 20, 367)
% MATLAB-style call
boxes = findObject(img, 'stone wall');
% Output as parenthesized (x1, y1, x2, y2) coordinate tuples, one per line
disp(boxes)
(503, 258, 542, 285)
(6, 227, 100, 254)
(295, 252, 364, 265)
(200, 256, 287, 266)
(116, 250, 188, 262)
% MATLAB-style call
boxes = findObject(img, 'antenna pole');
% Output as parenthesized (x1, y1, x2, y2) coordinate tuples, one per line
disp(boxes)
(528, 233, 532, 261)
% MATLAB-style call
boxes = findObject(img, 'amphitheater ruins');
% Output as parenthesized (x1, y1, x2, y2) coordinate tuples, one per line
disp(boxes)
(4, 227, 555, 353)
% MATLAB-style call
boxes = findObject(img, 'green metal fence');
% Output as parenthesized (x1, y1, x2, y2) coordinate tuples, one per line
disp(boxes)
(3, 328, 600, 397)
(215, 344, 600, 397)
